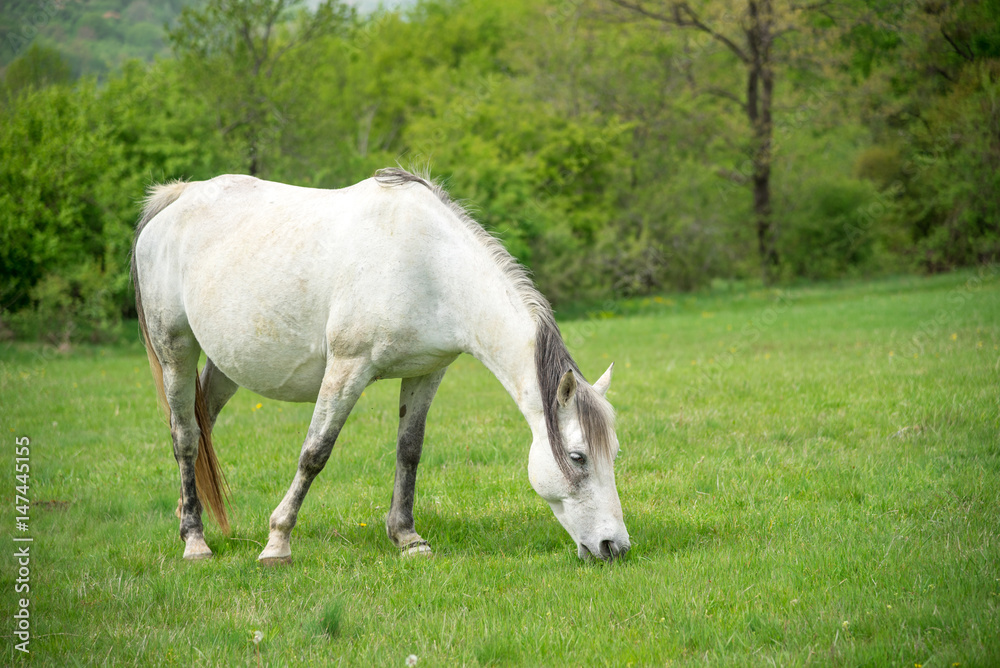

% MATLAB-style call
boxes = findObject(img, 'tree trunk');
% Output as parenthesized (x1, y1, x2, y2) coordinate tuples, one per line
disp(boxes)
(248, 142, 259, 177)
(747, 0, 779, 280)
(609, 0, 783, 278)
(753, 166, 775, 271)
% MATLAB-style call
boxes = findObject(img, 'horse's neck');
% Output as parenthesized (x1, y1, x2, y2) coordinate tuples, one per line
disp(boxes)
(466, 297, 545, 430)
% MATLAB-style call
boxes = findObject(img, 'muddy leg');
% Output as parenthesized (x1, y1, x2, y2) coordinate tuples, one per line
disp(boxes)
(176, 358, 238, 519)
(386, 370, 446, 557)
(159, 338, 213, 560)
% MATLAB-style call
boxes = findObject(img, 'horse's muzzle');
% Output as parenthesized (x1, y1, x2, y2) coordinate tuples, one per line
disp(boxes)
(580, 537, 631, 561)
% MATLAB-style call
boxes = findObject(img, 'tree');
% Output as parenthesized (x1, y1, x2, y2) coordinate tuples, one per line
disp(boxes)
(848, 0, 1000, 270)
(2, 43, 71, 98)
(167, 0, 352, 177)
(607, 0, 839, 280)
(0, 57, 239, 341)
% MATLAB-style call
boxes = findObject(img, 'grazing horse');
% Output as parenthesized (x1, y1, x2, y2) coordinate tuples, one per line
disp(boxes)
(131, 169, 630, 563)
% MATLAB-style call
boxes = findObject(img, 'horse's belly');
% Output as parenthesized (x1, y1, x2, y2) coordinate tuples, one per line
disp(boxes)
(192, 313, 329, 403)
(233, 354, 327, 403)
(210, 334, 457, 402)
(374, 351, 460, 380)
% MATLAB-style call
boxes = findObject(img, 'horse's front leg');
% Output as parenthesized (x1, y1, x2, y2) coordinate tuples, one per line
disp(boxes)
(386, 369, 447, 557)
(258, 358, 371, 564)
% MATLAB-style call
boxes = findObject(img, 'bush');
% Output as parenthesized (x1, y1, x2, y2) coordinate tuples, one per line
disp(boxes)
(779, 178, 881, 280)
(0, 59, 238, 342)
(4, 262, 122, 344)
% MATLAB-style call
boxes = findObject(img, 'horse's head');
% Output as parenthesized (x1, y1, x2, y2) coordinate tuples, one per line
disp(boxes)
(528, 364, 631, 561)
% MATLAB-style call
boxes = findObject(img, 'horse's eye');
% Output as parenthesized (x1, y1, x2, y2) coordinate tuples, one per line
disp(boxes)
(569, 452, 586, 465)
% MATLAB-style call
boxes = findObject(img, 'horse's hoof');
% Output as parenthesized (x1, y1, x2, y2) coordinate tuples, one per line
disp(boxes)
(258, 554, 293, 566)
(402, 541, 432, 558)
(258, 539, 292, 565)
(183, 535, 213, 560)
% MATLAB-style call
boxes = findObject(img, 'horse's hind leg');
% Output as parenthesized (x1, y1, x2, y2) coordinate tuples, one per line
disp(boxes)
(200, 358, 239, 428)
(258, 358, 371, 564)
(176, 358, 238, 519)
(158, 338, 214, 560)
(386, 369, 446, 557)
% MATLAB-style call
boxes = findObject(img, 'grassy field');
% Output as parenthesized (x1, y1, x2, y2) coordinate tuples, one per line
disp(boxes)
(1, 270, 998, 666)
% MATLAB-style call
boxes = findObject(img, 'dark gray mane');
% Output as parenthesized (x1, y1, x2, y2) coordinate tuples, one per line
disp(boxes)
(534, 312, 616, 479)
(375, 168, 616, 479)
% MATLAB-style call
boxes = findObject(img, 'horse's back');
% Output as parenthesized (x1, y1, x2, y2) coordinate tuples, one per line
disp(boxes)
(134, 175, 473, 401)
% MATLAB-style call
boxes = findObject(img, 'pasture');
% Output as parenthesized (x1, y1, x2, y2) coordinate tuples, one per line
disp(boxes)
(1, 270, 998, 666)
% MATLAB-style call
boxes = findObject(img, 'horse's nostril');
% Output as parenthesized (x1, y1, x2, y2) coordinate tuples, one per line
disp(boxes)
(598, 539, 630, 560)
(600, 539, 617, 559)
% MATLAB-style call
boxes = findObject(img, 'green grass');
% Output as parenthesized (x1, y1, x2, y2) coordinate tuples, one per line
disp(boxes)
(1, 270, 998, 666)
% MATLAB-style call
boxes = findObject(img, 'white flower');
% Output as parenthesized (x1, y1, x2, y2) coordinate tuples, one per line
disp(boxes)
(405, 655, 418, 667)
(252, 630, 263, 645)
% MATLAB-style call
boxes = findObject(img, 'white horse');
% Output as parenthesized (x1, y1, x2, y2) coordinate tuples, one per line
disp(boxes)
(131, 169, 630, 563)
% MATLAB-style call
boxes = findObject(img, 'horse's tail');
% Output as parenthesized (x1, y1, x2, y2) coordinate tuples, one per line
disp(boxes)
(192, 373, 231, 534)
(131, 182, 232, 535)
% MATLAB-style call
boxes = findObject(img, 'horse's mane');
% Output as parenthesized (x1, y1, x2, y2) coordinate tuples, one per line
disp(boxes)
(375, 168, 616, 479)
(374, 168, 548, 317)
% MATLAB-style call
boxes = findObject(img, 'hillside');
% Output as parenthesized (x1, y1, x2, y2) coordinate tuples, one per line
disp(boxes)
(0, 0, 413, 78)
(0, 0, 194, 77)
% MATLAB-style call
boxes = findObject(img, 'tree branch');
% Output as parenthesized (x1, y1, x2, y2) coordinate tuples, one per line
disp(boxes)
(930, 65, 957, 83)
(239, 19, 261, 76)
(610, 0, 750, 63)
(789, 0, 833, 11)
(940, 27, 974, 62)
(702, 86, 748, 112)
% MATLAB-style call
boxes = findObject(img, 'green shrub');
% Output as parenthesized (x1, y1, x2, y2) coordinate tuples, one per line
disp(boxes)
(4, 262, 122, 344)
(779, 178, 881, 280)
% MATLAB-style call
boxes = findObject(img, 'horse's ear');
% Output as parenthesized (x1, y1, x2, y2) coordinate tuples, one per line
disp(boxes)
(593, 363, 614, 397)
(556, 369, 577, 408)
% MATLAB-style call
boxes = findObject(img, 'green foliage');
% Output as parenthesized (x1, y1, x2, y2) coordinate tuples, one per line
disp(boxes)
(903, 63, 1000, 270)
(2, 43, 71, 97)
(0, 59, 235, 341)
(854, 143, 903, 188)
(851, 0, 1000, 272)
(5, 262, 122, 344)
(0, 80, 133, 314)
(0, 0, 187, 76)
(779, 178, 880, 280)
(1, 0, 998, 339)
(166, 0, 353, 176)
